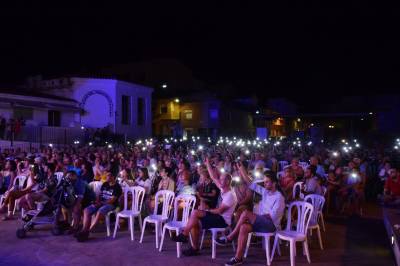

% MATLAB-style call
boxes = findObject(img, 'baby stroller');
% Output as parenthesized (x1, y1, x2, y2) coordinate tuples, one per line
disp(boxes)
(16, 176, 76, 239)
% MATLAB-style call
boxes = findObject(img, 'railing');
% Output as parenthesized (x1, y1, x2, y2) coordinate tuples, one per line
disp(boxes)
(0, 125, 84, 148)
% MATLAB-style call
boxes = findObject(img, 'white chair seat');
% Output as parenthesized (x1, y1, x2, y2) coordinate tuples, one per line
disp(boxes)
(145, 214, 168, 223)
(164, 221, 185, 230)
(276, 230, 306, 241)
(117, 210, 141, 217)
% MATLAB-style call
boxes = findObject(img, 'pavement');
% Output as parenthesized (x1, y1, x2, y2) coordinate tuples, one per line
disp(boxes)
(0, 204, 394, 266)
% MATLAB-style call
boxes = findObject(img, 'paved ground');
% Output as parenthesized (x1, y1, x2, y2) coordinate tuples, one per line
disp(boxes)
(0, 204, 394, 266)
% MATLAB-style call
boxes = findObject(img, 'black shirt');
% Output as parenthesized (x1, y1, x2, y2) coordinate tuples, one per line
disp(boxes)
(100, 182, 122, 206)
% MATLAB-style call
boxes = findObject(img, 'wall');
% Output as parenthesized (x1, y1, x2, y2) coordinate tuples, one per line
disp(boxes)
(45, 78, 117, 130)
(115, 80, 153, 139)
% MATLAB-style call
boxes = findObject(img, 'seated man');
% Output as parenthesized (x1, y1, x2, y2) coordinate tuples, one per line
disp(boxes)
(171, 157, 237, 257)
(217, 169, 286, 266)
(383, 168, 400, 206)
(77, 170, 122, 242)
(301, 165, 323, 196)
(61, 171, 96, 235)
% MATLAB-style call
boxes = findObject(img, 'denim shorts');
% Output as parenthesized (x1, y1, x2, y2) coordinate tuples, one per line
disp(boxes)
(252, 215, 276, 233)
(86, 204, 115, 216)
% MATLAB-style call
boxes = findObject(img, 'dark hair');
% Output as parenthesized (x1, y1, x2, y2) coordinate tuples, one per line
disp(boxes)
(160, 166, 173, 177)
(46, 163, 56, 173)
(264, 170, 285, 196)
(139, 167, 149, 180)
(307, 165, 317, 176)
(8, 160, 17, 172)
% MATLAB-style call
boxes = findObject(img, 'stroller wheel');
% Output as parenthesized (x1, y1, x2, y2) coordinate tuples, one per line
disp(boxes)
(51, 227, 62, 236)
(25, 224, 34, 231)
(16, 229, 26, 239)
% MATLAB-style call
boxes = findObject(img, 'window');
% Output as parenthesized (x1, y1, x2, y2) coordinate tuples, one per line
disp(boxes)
(184, 110, 193, 120)
(48, 110, 61, 127)
(137, 97, 145, 126)
(121, 95, 131, 125)
(160, 105, 168, 114)
(209, 109, 219, 119)
(13, 107, 33, 120)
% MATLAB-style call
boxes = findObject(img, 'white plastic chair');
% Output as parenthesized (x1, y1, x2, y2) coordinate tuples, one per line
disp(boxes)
(88, 180, 118, 235)
(271, 201, 314, 266)
(140, 190, 175, 249)
(159, 195, 196, 257)
(279, 161, 289, 171)
(292, 182, 304, 200)
(277, 171, 285, 180)
(13, 175, 28, 215)
(244, 231, 276, 266)
(88, 181, 103, 197)
(54, 172, 64, 185)
(304, 194, 325, 250)
(198, 227, 236, 259)
(113, 186, 145, 241)
(299, 162, 309, 170)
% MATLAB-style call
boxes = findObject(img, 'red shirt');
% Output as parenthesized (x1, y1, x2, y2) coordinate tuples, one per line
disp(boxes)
(385, 176, 400, 196)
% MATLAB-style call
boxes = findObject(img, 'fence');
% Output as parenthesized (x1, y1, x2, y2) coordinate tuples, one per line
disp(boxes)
(0, 125, 84, 151)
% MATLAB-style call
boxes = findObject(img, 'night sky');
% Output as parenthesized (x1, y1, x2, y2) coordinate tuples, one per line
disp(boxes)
(1, 2, 399, 101)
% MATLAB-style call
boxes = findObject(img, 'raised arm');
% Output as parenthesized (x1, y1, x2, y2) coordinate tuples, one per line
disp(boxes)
(205, 157, 222, 188)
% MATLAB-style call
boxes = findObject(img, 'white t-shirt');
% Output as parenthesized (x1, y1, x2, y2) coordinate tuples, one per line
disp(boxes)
(219, 190, 237, 226)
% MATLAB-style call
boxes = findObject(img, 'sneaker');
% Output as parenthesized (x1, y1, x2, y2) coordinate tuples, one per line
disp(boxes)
(171, 233, 188, 243)
(182, 247, 200, 256)
(215, 236, 232, 246)
(225, 257, 243, 266)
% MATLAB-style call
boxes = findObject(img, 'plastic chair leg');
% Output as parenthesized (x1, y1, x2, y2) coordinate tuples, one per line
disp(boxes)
(244, 233, 252, 258)
(140, 220, 147, 243)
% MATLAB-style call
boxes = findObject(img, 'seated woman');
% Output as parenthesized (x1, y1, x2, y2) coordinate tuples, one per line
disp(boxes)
(175, 170, 195, 196)
(119, 168, 135, 188)
(195, 167, 219, 210)
(20, 163, 57, 212)
(279, 167, 296, 200)
(135, 167, 152, 213)
(0, 160, 17, 195)
(289, 157, 304, 181)
(0, 163, 38, 220)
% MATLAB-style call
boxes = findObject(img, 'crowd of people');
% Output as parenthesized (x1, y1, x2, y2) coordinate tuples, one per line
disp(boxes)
(0, 136, 399, 265)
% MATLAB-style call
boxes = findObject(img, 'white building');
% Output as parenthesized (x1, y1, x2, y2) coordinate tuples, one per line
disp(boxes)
(41, 77, 153, 139)
(0, 77, 153, 143)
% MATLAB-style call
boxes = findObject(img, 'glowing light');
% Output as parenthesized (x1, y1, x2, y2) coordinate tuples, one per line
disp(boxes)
(190, 150, 196, 155)
(255, 110, 260, 114)
(108, 144, 112, 148)
(220, 168, 226, 174)
(198, 145, 204, 151)
(162, 83, 167, 89)
(254, 171, 261, 178)
(196, 162, 201, 167)
(151, 164, 157, 171)
(233, 176, 241, 183)
(81, 126, 85, 130)
(332, 152, 338, 157)
(89, 142, 93, 146)
(245, 150, 250, 155)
